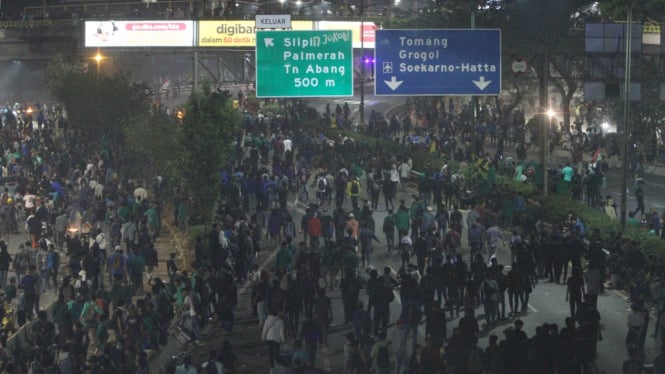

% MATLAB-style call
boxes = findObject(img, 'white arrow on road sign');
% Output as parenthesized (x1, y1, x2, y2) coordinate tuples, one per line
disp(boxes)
(384, 76, 403, 91)
(473, 76, 491, 91)
(264, 38, 274, 47)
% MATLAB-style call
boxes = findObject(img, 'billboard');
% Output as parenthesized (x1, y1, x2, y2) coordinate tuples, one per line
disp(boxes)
(317, 21, 376, 48)
(84, 20, 195, 47)
(198, 20, 312, 47)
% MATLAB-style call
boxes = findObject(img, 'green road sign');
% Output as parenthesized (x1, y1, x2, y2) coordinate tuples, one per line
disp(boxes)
(256, 30, 353, 98)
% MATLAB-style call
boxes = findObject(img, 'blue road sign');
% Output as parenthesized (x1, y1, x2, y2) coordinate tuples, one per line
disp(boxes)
(374, 29, 501, 96)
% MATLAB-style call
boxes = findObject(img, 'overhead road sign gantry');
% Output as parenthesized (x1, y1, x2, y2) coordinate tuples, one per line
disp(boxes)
(256, 30, 353, 98)
(374, 29, 501, 96)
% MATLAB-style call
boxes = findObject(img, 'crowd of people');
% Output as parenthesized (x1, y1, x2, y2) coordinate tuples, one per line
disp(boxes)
(0, 102, 244, 373)
(0, 92, 661, 374)
(217, 99, 665, 374)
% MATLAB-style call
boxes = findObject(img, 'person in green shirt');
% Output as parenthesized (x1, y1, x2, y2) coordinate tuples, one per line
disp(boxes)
(4, 277, 16, 304)
(51, 292, 67, 328)
(117, 204, 131, 224)
(382, 210, 396, 253)
(176, 200, 188, 232)
(627, 212, 640, 226)
(173, 278, 186, 306)
(80, 294, 101, 346)
(409, 197, 425, 237)
(128, 249, 146, 294)
(320, 243, 339, 290)
(501, 194, 515, 228)
(95, 313, 110, 350)
(144, 204, 160, 239)
(394, 202, 410, 237)
(275, 242, 293, 273)
(66, 297, 83, 325)
(341, 248, 360, 277)
(142, 302, 159, 349)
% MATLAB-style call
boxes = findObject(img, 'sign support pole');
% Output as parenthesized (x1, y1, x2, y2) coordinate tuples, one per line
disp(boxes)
(620, 6, 633, 228)
(360, 0, 365, 127)
(539, 50, 549, 196)
(471, 8, 478, 160)
(193, 50, 199, 93)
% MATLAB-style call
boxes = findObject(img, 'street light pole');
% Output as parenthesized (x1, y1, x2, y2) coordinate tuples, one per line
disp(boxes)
(359, 0, 365, 128)
(471, 8, 478, 160)
(94, 49, 103, 74)
(539, 50, 549, 196)
(620, 6, 633, 228)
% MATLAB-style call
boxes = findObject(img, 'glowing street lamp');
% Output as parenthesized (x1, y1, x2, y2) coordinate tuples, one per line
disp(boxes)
(94, 50, 104, 74)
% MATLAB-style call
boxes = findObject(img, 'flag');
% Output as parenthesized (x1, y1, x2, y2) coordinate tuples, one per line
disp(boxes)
(591, 147, 602, 164)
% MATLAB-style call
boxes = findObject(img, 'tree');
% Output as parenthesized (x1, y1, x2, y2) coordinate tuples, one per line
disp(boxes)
(175, 84, 241, 224)
(599, 0, 665, 19)
(122, 109, 181, 178)
(45, 56, 151, 141)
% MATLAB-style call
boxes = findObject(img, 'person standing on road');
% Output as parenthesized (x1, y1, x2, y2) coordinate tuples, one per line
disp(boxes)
(0, 239, 12, 288)
(367, 169, 382, 211)
(314, 287, 332, 346)
(21, 265, 39, 320)
(394, 201, 410, 238)
(359, 221, 380, 268)
(262, 309, 286, 369)
(386, 164, 399, 210)
(36, 246, 49, 293)
(299, 313, 323, 368)
(347, 177, 361, 210)
(562, 162, 574, 191)
(631, 181, 645, 218)
(583, 264, 602, 311)
(506, 263, 524, 316)
(626, 302, 647, 361)
(373, 279, 394, 337)
(409, 197, 425, 239)
(485, 224, 504, 264)
(383, 209, 396, 253)
(14, 242, 33, 283)
(566, 268, 585, 319)
(370, 332, 393, 374)
(340, 270, 361, 324)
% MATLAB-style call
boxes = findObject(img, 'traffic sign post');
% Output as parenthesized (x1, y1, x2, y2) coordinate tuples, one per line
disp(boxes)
(256, 30, 353, 98)
(374, 29, 501, 96)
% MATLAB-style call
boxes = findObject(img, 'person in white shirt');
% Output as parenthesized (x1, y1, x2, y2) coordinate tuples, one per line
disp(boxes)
(583, 266, 602, 309)
(485, 225, 504, 263)
(134, 187, 148, 203)
(262, 310, 286, 368)
(183, 288, 201, 344)
(23, 192, 36, 214)
(283, 138, 292, 153)
(201, 350, 224, 373)
(175, 355, 197, 374)
(399, 162, 410, 187)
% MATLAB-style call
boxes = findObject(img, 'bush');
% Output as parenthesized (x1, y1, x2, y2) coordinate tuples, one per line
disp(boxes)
(528, 189, 665, 256)
(188, 224, 208, 244)
(495, 174, 538, 198)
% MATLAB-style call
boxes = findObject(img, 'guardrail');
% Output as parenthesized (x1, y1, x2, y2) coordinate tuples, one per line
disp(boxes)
(23, 1, 193, 18)
(0, 19, 78, 29)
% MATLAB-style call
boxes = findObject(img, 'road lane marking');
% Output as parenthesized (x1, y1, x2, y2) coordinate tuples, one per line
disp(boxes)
(319, 345, 332, 372)
(528, 304, 539, 313)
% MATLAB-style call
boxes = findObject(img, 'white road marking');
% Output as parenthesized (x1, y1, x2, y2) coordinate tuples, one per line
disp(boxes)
(238, 247, 278, 295)
(528, 304, 539, 313)
(319, 345, 332, 372)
